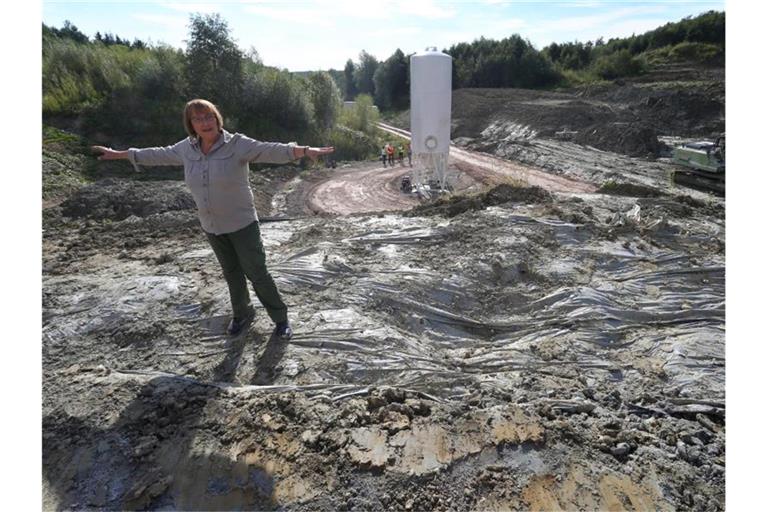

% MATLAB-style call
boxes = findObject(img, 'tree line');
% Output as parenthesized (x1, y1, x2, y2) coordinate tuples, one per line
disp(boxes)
(44, 9, 724, 152)
(42, 14, 377, 159)
(339, 10, 723, 106)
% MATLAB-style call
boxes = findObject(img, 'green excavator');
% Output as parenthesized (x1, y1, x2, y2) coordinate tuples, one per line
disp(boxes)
(671, 133, 725, 196)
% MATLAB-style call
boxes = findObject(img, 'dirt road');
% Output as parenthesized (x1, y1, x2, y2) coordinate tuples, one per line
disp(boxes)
(306, 163, 420, 215)
(379, 122, 598, 195)
(295, 122, 600, 217)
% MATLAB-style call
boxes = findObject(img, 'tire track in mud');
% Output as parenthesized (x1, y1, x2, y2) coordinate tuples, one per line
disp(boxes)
(449, 145, 597, 193)
(306, 163, 420, 215)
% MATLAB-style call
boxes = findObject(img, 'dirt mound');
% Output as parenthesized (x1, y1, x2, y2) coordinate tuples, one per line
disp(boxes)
(450, 88, 616, 142)
(586, 85, 724, 137)
(61, 178, 196, 221)
(574, 122, 664, 157)
(597, 181, 666, 198)
(445, 64, 724, 160)
(408, 184, 552, 217)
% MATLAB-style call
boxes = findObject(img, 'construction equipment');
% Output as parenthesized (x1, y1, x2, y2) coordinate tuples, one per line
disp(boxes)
(400, 175, 413, 193)
(671, 134, 725, 195)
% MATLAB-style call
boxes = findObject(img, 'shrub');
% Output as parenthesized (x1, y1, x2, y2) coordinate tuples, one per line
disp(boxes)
(591, 49, 645, 80)
(669, 41, 723, 65)
(340, 94, 379, 136)
(326, 125, 379, 161)
(643, 41, 724, 67)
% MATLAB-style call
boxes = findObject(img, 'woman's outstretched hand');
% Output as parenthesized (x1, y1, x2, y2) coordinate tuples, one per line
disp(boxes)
(91, 146, 128, 160)
(305, 146, 335, 162)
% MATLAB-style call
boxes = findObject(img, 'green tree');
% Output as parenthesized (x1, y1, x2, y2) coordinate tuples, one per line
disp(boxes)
(341, 94, 378, 136)
(243, 46, 263, 74)
(185, 13, 244, 115)
(43, 21, 89, 44)
(544, 42, 561, 63)
(629, 34, 650, 55)
(87, 45, 187, 144)
(326, 68, 346, 97)
(307, 71, 342, 134)
(446, 34, 560, 88)
(60, 20, 89, 43)
(373, 48, 408, 110)
(684, 10, 725, 45)
(343, 59, 357, 101)
(354, 51, 379, 96)
(591, 49, 644, 79)
(238, 67, 312, 141)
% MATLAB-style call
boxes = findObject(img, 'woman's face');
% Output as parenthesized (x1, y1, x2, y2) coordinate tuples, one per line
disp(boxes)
(190, 108, 219, 141)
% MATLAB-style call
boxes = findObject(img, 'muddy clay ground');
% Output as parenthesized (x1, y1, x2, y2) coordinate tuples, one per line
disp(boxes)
(43, 71, 725, 511)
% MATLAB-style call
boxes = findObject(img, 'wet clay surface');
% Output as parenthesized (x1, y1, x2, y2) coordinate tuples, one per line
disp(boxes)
(42, 174, 724, 511)
(43, 70, 724, 510)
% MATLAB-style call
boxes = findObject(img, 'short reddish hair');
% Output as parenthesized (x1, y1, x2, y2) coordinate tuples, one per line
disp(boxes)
(183, 99, 224, 137)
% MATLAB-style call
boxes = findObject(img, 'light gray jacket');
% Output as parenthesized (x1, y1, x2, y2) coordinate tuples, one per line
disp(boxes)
(127, 130, 297, 235)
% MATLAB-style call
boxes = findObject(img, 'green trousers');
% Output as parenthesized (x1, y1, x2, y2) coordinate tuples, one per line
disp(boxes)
(205, 221, 288, 324)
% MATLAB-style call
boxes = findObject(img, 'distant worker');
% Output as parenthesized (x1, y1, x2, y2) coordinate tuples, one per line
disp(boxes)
(381, 145, 388, 167)
(386, 143, 395, 166)
(398, 145, 404, 166)
(91, 99, 334, 340)
(406, 142, 412, 167)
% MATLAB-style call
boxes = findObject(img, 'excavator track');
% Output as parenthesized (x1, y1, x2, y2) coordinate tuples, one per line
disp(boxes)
(672, 169, 725, 196)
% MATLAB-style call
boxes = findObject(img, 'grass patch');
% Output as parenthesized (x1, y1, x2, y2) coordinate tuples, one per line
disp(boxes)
(43, 125, 82, 147)
(42, 149, 91, 201)
(642, 42, 724, 67)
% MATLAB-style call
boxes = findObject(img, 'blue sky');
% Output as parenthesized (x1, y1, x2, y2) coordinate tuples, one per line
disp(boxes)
(42, 0, 724, 71)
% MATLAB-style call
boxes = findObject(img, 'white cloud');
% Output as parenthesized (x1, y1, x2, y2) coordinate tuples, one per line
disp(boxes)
(434, 14, 527, 45)
(160, 2, 221, 14)
(258, 37, 358, 71)
(242, 0, 455, 26)
(491, 17, 526, 32)
(241, 4, 334, 26)
(554, 1, 604, 8)
(529, 5, 667, 34)
(594, 17, 673, 40)
(368, 26, 423, 38)
(317, 0, 389, 19)
(395, 0, 457, 19)
(133, 12, 188, 28)
(299, 0, 456, 20)
(528, 15, 673, 47)
(131, 12, 189, 47)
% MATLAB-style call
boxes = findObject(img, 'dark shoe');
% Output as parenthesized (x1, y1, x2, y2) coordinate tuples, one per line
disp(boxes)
(274, 321, 293, 340)
(226, 308, 254, 336)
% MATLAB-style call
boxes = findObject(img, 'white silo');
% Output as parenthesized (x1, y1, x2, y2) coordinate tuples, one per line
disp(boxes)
(410, 47, 452, 194)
